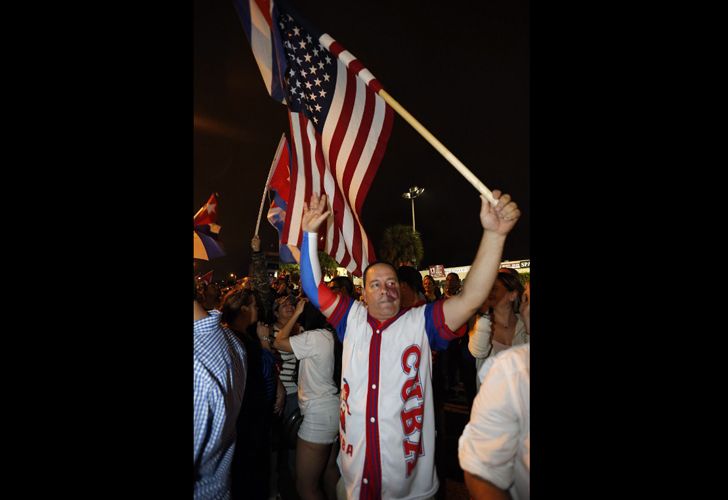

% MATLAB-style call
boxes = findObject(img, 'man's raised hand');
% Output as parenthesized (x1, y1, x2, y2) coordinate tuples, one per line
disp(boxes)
(480, 190, 521, 235)
(302, 193, 332, 233)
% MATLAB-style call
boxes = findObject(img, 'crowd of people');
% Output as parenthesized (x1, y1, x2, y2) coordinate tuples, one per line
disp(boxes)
(193, 190, 529, 499)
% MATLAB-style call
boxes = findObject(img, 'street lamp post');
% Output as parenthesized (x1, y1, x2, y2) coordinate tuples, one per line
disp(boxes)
(402, 186, 424, 232)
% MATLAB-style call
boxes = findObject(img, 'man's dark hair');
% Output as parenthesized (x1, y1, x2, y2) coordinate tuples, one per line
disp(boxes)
(330, 276, 354, 297)
(300, 301, 330, 331)
(220, 288, 263, 325)
(361, 261, 398, 288)
(396, 266, 425, 296)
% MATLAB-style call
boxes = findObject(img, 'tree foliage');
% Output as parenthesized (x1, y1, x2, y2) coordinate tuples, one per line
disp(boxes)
(517, 272, 530, 286)
(318, 251, 340, 278)
(278, 251, 341, 279)
(379, 225, 425, 268)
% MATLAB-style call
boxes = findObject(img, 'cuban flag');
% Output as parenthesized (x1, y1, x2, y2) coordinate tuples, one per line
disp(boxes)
(198, 270, 214, 286)
(194, 193, 225, 260)
(267, 191, 297, 263)
(266, 135, 299, 263)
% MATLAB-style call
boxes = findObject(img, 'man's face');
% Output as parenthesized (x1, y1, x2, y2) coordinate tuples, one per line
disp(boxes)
(445, 274, 461, 295)
(363, 264, 400, 320)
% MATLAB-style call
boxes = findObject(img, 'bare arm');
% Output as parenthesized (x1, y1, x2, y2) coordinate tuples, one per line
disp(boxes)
(443, 191, 521, 331)
(519, 282, 530, 335)
(300, 194, 344, 320)
(273, 299, 307, 353)
(464, 471, 512, 500)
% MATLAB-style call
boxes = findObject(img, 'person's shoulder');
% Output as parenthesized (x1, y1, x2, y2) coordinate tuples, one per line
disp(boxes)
(303, 328, 333, 343)
(344, 299, 366, 320)
(194, 308, 223, 334)
(195, 322, 244, 370)
(222, 326, 247, 356)
(491, 344, 530, 374)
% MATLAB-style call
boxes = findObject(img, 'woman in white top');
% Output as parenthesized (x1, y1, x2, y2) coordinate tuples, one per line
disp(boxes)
(274, 298, 340, 500)
(468, 269, 527, 390)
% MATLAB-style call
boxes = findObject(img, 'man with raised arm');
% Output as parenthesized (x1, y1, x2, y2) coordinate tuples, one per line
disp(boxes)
(299, 191, 520, 500)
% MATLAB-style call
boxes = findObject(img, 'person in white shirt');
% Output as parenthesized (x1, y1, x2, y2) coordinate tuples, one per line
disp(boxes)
(459, 281, 530, 499)
(274, 298, 340, 500)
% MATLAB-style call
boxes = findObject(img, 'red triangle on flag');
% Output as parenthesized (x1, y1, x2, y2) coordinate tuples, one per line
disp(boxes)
(199, 270, 214, 285)
(194, 193, 220, 226)
(268, 135, 290, 202)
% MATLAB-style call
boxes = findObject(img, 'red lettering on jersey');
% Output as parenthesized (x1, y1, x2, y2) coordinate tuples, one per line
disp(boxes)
(400, 344, 426, 477)
(401, 403, 425, 435)
(403, 438, 422, 476)
(401, 377, 423, 401)
(403, 437, 422, 457)
(401, 345, 421, 375)
(346, 444, 353, 456)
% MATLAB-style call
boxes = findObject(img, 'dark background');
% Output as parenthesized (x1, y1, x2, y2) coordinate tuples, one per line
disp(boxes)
(194, 0, 529, 277)
(30, 0, 696, 496)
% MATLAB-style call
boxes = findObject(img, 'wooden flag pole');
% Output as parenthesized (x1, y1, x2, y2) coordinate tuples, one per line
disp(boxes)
(255, 133, 287, 236)
(377, 89, 497, 206)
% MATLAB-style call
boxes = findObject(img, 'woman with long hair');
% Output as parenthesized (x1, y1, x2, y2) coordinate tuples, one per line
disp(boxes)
(468, 269, 527, 391)
(274, 298, 340, 500)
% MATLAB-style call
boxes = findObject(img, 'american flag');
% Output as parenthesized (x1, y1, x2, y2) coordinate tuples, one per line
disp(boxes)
(235, 0, 394, 277)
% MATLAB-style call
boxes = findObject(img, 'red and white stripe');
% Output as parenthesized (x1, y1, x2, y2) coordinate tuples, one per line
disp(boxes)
(282, 36, 393, 277)
(245, 0, 281, 101)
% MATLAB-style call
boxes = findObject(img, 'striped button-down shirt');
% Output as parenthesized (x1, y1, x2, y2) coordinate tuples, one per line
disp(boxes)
(194, 309, 247, 500)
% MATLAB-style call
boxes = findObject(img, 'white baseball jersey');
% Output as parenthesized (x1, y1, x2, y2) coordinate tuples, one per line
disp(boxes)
(329, 298, 458, 500)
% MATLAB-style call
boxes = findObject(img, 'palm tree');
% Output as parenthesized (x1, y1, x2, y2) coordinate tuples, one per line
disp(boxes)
(379, 225, 424, 268)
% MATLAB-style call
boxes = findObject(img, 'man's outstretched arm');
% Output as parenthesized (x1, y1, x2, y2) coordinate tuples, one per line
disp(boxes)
(299, 193, 345, 322)
(443, 191, 521, 331)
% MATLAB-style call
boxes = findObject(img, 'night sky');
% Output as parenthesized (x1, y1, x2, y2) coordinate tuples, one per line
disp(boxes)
(194, 0, 529, 279)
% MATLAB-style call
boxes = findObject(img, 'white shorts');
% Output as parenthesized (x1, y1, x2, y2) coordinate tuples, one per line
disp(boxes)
(298, 397, 339, 444)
